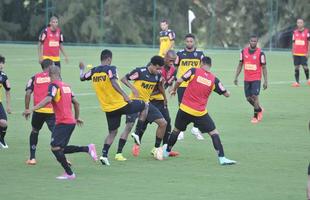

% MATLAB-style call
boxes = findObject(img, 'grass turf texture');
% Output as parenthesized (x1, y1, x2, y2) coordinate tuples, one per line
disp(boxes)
(0, 44, 309, 200)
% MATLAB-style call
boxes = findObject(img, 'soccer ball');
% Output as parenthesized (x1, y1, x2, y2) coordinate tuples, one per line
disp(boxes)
(154, 147, 164, 160)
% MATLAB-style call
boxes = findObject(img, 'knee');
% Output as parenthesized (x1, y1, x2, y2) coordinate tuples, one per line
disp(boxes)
(31, 128, 39, 134)
(51, 146, 61, 152)
(303, 66, 309, 70)
(158, 119, 167, 128)
(0, 119, 7, 128)
(246, 96, 252, 102)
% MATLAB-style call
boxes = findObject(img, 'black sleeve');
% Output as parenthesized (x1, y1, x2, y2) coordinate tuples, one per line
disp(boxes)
(39, 28, 47, 43)
(239, 50, 243, 63)
(47, 83, 59, 99)
(81, 68, 95, 81)
(25, 76, 35, 91)
(213, 77, 227, 95)
(60, 31, 64, 43)
(181, 68, 196, 81)
(2, 74, 10, 91)
(126, 68, 140, 80)
(260, 52, 267, 65)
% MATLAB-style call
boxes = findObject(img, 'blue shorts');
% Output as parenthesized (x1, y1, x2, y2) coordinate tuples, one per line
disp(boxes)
(244, 80, 261, 97)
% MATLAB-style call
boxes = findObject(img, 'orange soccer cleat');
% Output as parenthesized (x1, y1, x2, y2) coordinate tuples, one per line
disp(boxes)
(257, 107, 264, 121)
(251, 117, 259, 124)
(169, 151, 180, 157)
(25, 159, 37, 165)
(291, 82, 300, 87)
(132, 144, 140, 157)
(307, 80, 310, 86)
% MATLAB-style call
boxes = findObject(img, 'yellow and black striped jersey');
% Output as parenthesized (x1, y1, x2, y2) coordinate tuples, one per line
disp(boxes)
(159, 29, 175, 57)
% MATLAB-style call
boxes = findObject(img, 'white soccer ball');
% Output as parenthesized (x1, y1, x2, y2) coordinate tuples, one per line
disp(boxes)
(154, 147, 164, 161)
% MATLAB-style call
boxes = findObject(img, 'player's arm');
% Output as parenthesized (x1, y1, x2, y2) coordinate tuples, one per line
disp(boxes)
(121, 69, 140, 98)
(108, 67, 131, 102)
(214, 77, 230, 97)
(168, 31, 175, 50)
(23, 77, 34, 119)
(79, 62, 93, 81)
(307, 32, 310, 57)
(261, 52, 268, 90)
(72, 95, 83, 126)
(170, 68, 195, 96)
(234, 50, 243, 86)
(158, 79, 167, 105)
(38, 29, 46, 64)
(59, 32, 68, 63)
(3, 79, 11, 114)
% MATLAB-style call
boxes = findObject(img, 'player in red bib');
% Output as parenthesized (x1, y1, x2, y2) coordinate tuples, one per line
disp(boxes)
(38, 16, 68, 67)
(163, 56, 236, 165)
(23, 65, 97, 180)
(291, 18, 310, 87)
(234, 35, 268, 124)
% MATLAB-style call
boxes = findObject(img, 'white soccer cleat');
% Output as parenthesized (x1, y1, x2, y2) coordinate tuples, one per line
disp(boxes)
(191, 127, 204, 140)
(131, 132, 141, 145)
(99, 156, 110, 166)
(0, 141, 8, 149)
(56, 172, 76, 180)
(219, 157, 237, 165)
(153, 147, 164, 161)
(177, 131, 184, 140)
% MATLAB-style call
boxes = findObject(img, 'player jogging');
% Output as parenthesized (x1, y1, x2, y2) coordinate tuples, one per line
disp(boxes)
(234, 35, 268, 124)
(163, 56, 236, 165)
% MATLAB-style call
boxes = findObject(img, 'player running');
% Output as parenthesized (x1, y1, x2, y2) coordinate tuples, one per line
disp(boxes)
(0, 55, 11, 149)
(159, 19, 175, 57)
(23, 65, 97, 180)
(23, 59, 55, 165)
(234, 35, 268, 124)
(175, 33, 205, 140)
(79, 49, 148, 165)
(121, 56, 167, 160)
(38, 16, 68, 67)
(291, 18, 310, 87)
(163, 56, 236, 165)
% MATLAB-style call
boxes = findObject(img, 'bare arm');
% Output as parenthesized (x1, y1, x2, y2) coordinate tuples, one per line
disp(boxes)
(72, 97, 83, 126)
(121, 76, 139, 98)
(111, 78, 131, 102)
(5, 90, 11, 114)
(170, 78, 183, 96)
(38, 42, 43, 63)
(31, 96, 52, 112)
(262, 64, 268, 90)
(25, 90, 32, 110)
(158, 80, 167, 105)
(234, 62, 243, 85)
(60, 43, 68, 63)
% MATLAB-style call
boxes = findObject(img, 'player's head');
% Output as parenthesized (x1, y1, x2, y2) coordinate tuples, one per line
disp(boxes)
(201, 56, 212, 70)
(184, 33, 196, 50)
(160, 19, 169, 31)
(164, 50, 177, 67)
(249, 35, 258, 49)
(0, 54, 5, 70)
(149, 55, 164, 74)
(49, 16, 58, 31)
(49, 64, 61, 81)
(100, 49, 112, 65)
(297, 18, 304, 29)
(41, 59, 53, 71)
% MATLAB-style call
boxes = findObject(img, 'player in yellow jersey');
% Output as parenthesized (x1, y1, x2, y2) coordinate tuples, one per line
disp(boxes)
(159, 19, 176, 57)
(79, 49, 148, 166)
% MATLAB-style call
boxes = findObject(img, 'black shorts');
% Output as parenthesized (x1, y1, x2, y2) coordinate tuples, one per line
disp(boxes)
(149, 100, 170, 124)
(126, 102, 163, 124)
(106, 100, 145, 131)
(51, 124, 75, 148)
(0, 103, 7, 120)
(177, 87, 186, 104)
(31, 111, 55, 132)
(293, 56, 308, 66)
(244, 80, 261, 97)
(174, 109, 216, 133)
(54, 61, 61, 68)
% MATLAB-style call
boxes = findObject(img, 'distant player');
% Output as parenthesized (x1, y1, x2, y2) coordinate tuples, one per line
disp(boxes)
(23, 65, 97, 180)
(291, 18, 310, 87)
(121, 56, 167, 160)
(23, 59, 56, 165)
(79, 49, 148, 165)
(234, 35, 268, 124)
(159, 19, 175, 57)
(164, 56, 236, 165)
(175, 33, 205, 140)
(0, 55, 11, 149)
(38, 16, 68, 67)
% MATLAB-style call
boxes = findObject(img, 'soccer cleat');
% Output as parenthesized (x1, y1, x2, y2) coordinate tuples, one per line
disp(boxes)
(307, 79, 310, 86)
(150, 147, 156, 156)
(56, 172, 76, 180)
(115, 153, 127, 161)
(191, 127, 205, 140)
(88, 144, 98, 161)
(131, 132, 141, 145)
(153, 147, 163, 160)
(26, 159, 37, 165)
(291, 82, 300, 87)
(251, 117, 259, 124)
(162, 144, 169, 159)
(0, 140, 8, 149)
(132, 144, 140, 157)
(219, 157, 236, 165)
(177, 131, 184, 140)
(257, 107, 264, 121)
(99, 156, 110, 166)
(169, 150, 180, 157)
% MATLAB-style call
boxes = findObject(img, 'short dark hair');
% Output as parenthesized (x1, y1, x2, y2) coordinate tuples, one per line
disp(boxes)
(250, 34, 258, 40)
(185, 33, 196, 40)
(150, 55, 164, 66)
(41, 59, 53, 70)
(160, 19, 168, 24)
(100, 49, 112, 61)
(201, 56, 212, 66)
(0, 55, 5, 64)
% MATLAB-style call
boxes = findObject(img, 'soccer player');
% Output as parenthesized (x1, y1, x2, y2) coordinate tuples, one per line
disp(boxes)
(164, 56, 236, 165)
(120, 56, 167, 160)
(23, 65, 97, 180)
(23, 59, 56, 165)
(0, 55, 11, 149)
(159, 19, 175, 57)
(175, 33, 205, 140)
(38, 16, 68, 67)
(234, 35, 268, 124)
(139, 50, 179, 157)
(291, 18, 310, 87)
(79, 49, 148, 165)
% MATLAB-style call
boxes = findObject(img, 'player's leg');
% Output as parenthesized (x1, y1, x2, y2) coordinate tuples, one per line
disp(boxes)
(0, 102, 8, 148)
(244, 81, 255, 107)
(292, 56, 301, 87)
(130, 100, 149, 144)
(301, 56, 310, 85)
(307, 162, 310, 200)
(250, 81, 263, 123)
(54, 61, 61, 68)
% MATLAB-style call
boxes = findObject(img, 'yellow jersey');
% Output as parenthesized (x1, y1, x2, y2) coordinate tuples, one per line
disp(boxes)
(159, 29, 175, 57)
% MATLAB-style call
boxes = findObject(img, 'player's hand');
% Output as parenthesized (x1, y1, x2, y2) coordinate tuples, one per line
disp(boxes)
(22, 109, 32, 120)
(133, 88, 139, 98)
(223, 91, 230, 97)
(64, 56, 69, 64)
(123, 95, 132, 103)
(233, 79, 238, 86)
(39, 57, 43, 64)
(263, 81, 268, 90)
(170, 89, 176, 96)
(6, 107, 11, 114)
(164, 99, 168, 107)
(79, 62, 85, 70)
(76, 118, 84, 127)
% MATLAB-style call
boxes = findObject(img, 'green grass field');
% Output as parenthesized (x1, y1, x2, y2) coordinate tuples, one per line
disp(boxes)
(0, 44, 309, 200)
